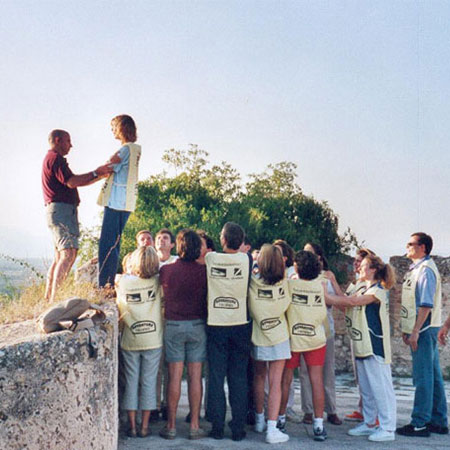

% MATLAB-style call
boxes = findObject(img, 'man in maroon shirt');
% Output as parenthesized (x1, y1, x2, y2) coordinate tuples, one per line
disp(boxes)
(42, 129, 113, 302)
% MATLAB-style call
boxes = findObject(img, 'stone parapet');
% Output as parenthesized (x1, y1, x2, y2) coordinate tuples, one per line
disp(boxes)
(0, 303, 118, 450)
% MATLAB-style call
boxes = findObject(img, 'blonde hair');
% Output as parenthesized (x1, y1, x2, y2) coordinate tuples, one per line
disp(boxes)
(129, 246, 159, 279)
(121, 252, 133, 274)
(364, 255, 396, 289)
(258, 244, 285, 285)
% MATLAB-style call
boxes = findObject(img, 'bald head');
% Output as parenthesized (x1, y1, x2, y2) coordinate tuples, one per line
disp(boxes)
(48, 129, 69, 145)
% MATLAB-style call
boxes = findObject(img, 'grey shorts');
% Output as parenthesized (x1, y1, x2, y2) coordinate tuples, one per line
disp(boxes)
(46, 202, 79, 250)
(164, 319, 207, 363)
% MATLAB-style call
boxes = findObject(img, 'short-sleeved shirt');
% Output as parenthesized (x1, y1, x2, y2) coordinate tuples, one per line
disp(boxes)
(106, 145, 130, 210)
(42, 150, 79, 205)
(160, 259, 207, 321)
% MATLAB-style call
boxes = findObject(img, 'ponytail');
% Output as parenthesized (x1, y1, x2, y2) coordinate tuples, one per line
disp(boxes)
(364, 255, 396, 289)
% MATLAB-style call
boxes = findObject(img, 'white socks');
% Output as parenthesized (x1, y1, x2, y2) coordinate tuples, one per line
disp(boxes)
(267, 420, 277, 432)
(313, 417, 323, 430)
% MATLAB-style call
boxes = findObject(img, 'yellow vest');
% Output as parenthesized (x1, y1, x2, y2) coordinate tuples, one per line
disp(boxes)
(206, 252, 250, 326)
(287, 278, 327, 351)
(97, 142, 142, 212)
(249, 276, 290, 346)
(116, 274, 163, 351)
(344, 279, 367, 333)
(350, 283, 392, 363)
(401, 257, 442, 334)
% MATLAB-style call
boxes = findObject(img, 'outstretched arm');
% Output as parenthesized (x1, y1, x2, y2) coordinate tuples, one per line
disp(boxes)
(324, 291, 378, 307)
(66, 163, 113, 188)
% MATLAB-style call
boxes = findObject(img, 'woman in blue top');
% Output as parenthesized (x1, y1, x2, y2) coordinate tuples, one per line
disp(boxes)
(98, 114, 141, 287)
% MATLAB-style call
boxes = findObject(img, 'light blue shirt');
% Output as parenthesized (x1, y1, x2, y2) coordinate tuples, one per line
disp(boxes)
(107, 145, 130, 211)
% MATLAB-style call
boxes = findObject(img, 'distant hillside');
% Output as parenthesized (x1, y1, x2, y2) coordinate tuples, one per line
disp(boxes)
(0, 258, 48, 295)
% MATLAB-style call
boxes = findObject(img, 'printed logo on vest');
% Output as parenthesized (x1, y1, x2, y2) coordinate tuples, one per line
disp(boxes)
(126, 293, 142, 303)
(345, 316, 352, 328)
(131, 320, 156, 334)
(214, 297, 239, 309)
(258, 289, 273, 299)
(233, 267, 242, 277)
(279, 287, 285, 296)
(313, 295, 322, 305)
(147, 290, 156, 301)
(292, 293, 308, 305)
(261, 318, 281, 330)
(400, 305, 408, 318)
(292, 323, 316, 336)
(211, 267, 227, 278)
(350, 327, 362, 341)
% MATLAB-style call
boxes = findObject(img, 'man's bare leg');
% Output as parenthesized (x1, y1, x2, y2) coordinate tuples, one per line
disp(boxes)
(45, 249, 60, 301)
(187, 362, 203, 430)
(50, 248, 77, 302)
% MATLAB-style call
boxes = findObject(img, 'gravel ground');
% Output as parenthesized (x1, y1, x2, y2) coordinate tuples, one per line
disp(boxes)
(119, 374, 450, 449)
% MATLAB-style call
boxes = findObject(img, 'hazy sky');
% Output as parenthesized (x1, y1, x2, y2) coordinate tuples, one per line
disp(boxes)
(1, 0, 449, 260)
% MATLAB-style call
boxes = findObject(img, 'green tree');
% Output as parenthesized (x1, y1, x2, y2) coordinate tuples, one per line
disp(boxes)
(80, 145, 357, 281)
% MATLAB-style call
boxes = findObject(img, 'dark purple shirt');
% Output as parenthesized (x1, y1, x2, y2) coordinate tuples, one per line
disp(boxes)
(160, 259, 207, 320)
(42, 150, 80, 205)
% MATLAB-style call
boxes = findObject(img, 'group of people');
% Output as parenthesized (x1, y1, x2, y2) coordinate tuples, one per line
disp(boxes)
(41, 115, 448, 444)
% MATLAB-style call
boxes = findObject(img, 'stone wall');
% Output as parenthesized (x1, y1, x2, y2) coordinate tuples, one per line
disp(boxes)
(0, 304, 118, 450)
(334, 255, 450, 378)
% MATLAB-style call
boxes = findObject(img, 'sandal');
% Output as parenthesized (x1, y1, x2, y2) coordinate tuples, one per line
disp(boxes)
(138, 426, 151, 438)
(126, 427, 137, 438)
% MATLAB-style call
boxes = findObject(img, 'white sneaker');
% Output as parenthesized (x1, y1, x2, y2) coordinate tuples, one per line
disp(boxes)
(254, 419, 267, 433)
(265, 428, 290, 444)
(348, 423, 378, 436)
(368, 429, 395, 442)
(286, 407, 302, 424)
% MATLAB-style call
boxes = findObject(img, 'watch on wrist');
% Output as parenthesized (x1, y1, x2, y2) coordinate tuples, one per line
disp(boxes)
(92, 170, 98, 179)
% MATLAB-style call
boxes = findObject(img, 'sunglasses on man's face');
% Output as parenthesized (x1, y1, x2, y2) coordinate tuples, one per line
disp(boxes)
(406, 242, 421, 248)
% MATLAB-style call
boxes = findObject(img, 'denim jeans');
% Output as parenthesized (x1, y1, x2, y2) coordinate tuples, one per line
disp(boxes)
(98, 207, 130, 287)
(411, 326, 448, 427)
(207, 323, 251, 433)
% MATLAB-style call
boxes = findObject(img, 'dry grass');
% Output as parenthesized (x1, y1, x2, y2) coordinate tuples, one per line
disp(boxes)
(0, 276, 110, 325)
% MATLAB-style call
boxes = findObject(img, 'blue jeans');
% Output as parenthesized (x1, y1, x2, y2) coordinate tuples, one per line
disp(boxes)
(411, 327, 448, 427)
(98, 207, 130, 287)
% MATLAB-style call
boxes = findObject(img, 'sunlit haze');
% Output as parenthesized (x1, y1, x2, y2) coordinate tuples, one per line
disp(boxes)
(1, 1, 449, 261)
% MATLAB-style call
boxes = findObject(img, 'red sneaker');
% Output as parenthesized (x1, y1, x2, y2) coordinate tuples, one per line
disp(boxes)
(345, 411, 364, 422)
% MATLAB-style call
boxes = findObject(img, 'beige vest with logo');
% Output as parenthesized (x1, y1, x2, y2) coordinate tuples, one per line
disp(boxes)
(344, 279, 367, 333)
(401, 258, 442, 334)
(287, 278, 327, 351)
(116, 274, 163, 350)
(350, 283, 392, 363)
(249, 276, 290, 346)
(97, 143, 142, 212)
(206, 252, 250, 326)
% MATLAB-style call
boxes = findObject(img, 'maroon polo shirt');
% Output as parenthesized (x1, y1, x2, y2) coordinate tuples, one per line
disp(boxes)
(160, 259, 207, 321)
(42, 150, 80, 205)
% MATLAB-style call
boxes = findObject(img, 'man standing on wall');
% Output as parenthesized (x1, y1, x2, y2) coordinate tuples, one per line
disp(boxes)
(42, 129, 113, 302)
(397, 232, 448, 437)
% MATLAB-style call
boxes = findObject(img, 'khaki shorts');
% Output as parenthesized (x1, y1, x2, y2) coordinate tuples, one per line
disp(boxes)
(46, 202, 80, 251)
